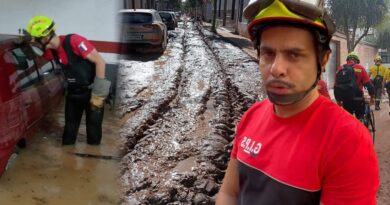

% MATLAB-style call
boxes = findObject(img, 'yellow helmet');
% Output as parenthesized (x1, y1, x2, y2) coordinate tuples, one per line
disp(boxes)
(347, 52, 360, 63)
(374, 55, 382, 62)
(26, 16, 55, 38)
(244, 0, 335, 40)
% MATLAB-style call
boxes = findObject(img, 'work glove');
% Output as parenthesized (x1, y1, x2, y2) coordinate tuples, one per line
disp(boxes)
(90, 95, 105, 110)
(90, 77, 111, 110)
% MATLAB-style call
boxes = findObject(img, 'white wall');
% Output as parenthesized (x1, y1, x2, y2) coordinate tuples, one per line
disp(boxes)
(0, 0, 122, 63)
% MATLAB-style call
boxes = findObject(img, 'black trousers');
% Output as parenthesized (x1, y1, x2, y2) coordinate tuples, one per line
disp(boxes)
(62, 89, 104, 145)
(342, 92, 365, 120)
(373, 78, 383, 106)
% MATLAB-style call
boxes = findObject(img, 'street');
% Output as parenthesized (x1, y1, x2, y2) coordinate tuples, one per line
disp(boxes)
(118, 21, 263, 204)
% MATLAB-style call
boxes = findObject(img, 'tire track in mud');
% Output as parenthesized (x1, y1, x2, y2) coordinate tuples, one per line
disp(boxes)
(117, 30, 186, 152)
(121, 22, 221, 204)
(120, 22, 264, 204)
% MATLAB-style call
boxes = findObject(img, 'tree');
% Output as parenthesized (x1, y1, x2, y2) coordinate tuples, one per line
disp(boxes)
(212, 0, 217, 32)
(170, 0, 182, 11)
(328, 0, 387, 52)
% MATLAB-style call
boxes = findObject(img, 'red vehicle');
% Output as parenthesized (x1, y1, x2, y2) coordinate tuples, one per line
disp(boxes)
(0, 34, 64, 176)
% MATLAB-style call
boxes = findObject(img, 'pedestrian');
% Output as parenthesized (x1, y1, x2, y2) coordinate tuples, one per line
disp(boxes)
(369, 56, 387, 110)
(216, 0, 379, 204)
(317, 79, 331, 100)
(334, 52, 375, 120)
(26, 16, 111, 145)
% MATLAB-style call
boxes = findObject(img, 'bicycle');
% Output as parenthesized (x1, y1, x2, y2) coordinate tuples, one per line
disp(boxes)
(359, 100, 376, 142)
(338, 98, 376, 142)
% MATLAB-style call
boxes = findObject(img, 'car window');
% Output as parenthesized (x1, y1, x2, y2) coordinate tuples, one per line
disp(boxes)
(159, 12, 173, 21)
(9, 47, 39, 89)
(122, 12, 153, 24)
(29, 46, 55, 77)
(154, 12, 162, 22)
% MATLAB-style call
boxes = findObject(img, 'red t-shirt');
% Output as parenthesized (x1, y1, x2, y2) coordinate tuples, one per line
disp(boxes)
(231, 95, 379, 205)
(336, 61, 371, 92)
(43, 34, 94, 64)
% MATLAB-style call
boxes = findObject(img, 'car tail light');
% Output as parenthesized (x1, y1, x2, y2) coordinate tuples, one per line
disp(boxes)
(143, 24, 160, 30)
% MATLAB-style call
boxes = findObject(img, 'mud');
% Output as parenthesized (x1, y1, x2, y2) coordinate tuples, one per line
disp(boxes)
(0, 101, 121, 205)
(119, 22, 263, 204)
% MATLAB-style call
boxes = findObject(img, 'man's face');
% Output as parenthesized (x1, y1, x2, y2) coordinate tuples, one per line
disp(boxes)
(258, 26, 318, 104)
(375, 60, 381, 66)
(32, 36, 51, 50)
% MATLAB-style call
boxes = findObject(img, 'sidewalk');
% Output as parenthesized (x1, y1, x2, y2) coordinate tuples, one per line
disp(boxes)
(201, 22, 258, 61)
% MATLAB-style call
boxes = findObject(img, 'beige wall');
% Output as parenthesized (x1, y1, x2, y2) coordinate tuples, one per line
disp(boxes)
(332, 32, 378, 71)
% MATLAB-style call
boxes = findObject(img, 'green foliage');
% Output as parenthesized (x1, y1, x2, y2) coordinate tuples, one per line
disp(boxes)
(328, 0, 387, 51)
(377, 29, 390, 49)
(172, 0, 183, 10)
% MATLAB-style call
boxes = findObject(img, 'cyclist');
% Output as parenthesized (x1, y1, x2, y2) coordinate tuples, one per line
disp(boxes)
(334, 52, 375, 120)
(216, 0, 379, 204)
(26, 16, 111, 145)
(317, 79, 331, 99)
(369, 56, 387, 110)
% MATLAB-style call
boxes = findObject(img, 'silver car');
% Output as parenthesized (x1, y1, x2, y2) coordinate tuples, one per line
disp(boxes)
(119, 9, 168, 52)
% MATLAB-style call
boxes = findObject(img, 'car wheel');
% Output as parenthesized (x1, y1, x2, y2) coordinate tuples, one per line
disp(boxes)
(0, 143, 17, 177)
(159, 32, 167, 53)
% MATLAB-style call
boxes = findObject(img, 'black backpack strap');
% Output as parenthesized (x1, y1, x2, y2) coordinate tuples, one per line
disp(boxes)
(63, 34, 75, 65)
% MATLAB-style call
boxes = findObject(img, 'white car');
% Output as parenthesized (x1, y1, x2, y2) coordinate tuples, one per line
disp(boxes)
(119, 9, 168, 53)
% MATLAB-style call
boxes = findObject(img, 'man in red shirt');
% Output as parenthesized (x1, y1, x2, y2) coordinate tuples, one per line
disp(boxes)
(26, 16, 111, 145)
(216, 1, 379, 205)
(334, 52, 375, 119)
(317, 79, 331, 99)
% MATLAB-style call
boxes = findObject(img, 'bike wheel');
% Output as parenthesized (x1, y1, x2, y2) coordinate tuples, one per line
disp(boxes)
(368, 111, 376, 143)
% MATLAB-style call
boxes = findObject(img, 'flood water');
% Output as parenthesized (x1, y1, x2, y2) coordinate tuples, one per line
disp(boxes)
(0, 101, 121, 205)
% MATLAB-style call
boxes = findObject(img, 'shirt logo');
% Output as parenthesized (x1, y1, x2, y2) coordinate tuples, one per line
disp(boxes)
(240, 136, 262, 157)
(78, 41, 88, 52)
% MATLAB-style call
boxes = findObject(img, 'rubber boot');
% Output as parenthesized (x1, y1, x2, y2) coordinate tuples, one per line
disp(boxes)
(375, 101, 380, 110)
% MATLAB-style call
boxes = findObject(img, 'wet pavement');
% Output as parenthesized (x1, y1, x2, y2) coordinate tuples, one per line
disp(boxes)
(0, 101, 121, 205)
(373, 99, 390, 205)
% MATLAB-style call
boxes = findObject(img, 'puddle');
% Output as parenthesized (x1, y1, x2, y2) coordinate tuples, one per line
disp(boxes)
(0, 101, 121, 205)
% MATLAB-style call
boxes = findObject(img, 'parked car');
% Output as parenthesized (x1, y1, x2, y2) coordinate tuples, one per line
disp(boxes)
(119, 9, 168, 53)
(158, 11, 176, 30)
(0, 34, 64, 176)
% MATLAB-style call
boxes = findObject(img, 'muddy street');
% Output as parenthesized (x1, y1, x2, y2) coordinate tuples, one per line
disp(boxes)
(118, 22, 262, 204)
(0, 101, 121, 205)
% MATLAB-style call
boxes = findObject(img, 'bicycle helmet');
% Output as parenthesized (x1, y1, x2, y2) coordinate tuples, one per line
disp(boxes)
(26, 16, 55, 38)
(346, 52, 360, 63)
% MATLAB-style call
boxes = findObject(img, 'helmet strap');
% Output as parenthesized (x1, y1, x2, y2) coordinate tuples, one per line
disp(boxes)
(268, 64, 320, 106)
(36, 31, 55, 50)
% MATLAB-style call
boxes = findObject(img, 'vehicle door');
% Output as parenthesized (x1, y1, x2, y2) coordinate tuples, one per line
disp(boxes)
(9, 45, 45, 129)
(0, 47, 26, 145)
(30, 45, 64, 110)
